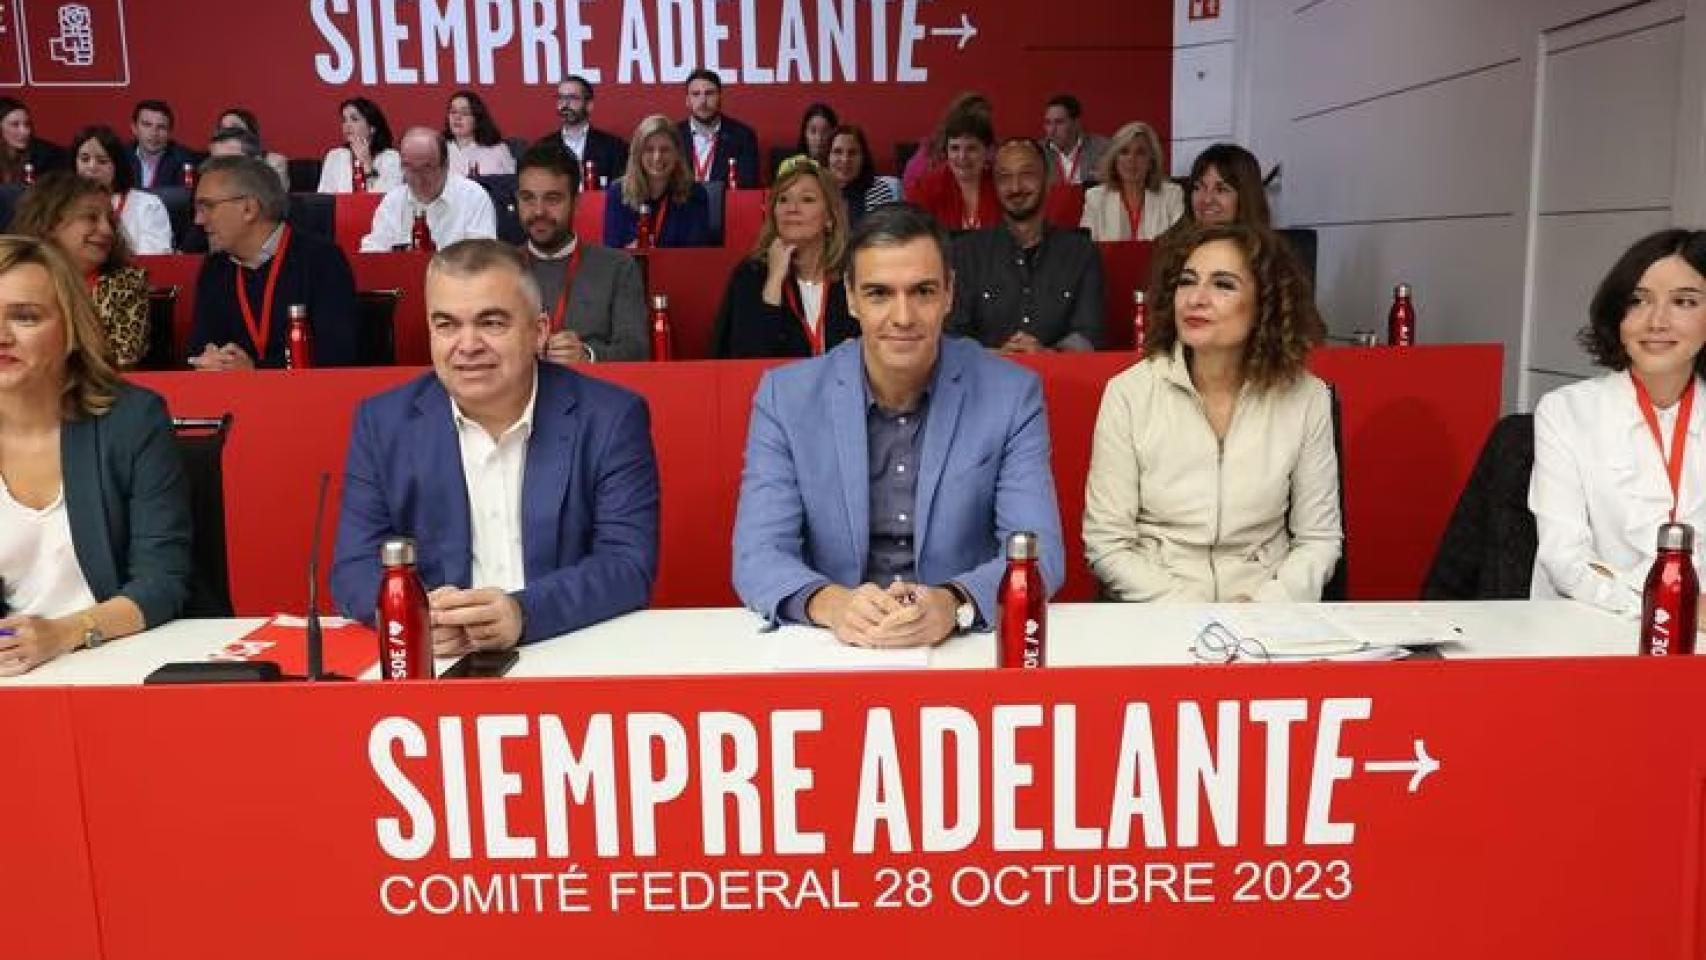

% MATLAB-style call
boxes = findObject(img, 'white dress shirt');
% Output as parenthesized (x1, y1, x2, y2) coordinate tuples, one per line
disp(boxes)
(453, 378, 538, 592)
(690, 119, 720, 179)
(116, 189, 173, 255)
(316, 146, 403, 194)
(559, 123, 589, 161)
(360, 174, 498, 252)
(0, 480, 97, 618)
(1530, 370, 1706, 615)
(448, 140, 516, 177)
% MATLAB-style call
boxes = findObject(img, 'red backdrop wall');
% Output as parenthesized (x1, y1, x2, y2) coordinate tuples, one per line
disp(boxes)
(7, 0, 1171, 176)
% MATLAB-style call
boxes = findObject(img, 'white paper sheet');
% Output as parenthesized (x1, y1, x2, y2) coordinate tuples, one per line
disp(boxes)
(765, 626, 931, 671)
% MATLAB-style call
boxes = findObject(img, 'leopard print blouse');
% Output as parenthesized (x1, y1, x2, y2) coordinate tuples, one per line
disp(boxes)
(94, 265, 150, 368)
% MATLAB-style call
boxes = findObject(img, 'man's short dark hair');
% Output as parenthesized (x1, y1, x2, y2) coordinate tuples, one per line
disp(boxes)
(564, 74, 594, 100)
(943, 110, 994, 147)
(686, 68, 723, 90)
(1046, 94, 1082, 119)
(845, 203, 952, 286)
(518, 138, 582, 194)
(210, 126, 263, 159)
(1581, 229, 1706, 375)
(133, 99, 173, 127)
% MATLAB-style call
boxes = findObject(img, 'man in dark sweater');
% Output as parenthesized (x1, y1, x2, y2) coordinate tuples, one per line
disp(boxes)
(186, 156, 362, 369)
(949, 138, 1105, 353)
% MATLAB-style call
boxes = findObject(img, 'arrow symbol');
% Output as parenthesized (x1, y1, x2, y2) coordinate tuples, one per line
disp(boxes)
(929, 13, 978, 50)
(1362, 739, 1440, 793)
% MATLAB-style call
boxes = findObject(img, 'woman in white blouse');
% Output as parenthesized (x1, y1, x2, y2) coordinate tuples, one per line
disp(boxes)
(1530, 229, 1706, 628)
(69, 125, 172, 255)
(1083, 222, 1341, 601)
(1080, 121, 1185, 242)
(443, 90, 516, 178)
(316, 97, 402, 194)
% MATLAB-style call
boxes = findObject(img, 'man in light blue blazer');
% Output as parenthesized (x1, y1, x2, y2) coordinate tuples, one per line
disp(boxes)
(332, 240, 659, 650)
(733, 204, 1065, 647)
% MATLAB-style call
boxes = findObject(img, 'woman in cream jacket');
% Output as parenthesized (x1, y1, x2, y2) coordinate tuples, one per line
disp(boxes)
(1083, 222, 1342, 601)
(1529, 229, 1706, 624)
(1079, 121, 1185, 242)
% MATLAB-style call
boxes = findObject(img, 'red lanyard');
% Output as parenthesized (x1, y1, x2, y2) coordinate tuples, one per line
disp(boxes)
(84, 270, 100, 295)
(646, 200, 670, 242)
(235, 226, 292, 358)
(784, 276, 831, 355)
(1632, 374, 1696, 519)
(547, 245, 583, 332)
(113, 192, 128, 219)
(1121, 191, 1145, 240)
(958, 186, 981, 230)
(693, 133, 717, 181)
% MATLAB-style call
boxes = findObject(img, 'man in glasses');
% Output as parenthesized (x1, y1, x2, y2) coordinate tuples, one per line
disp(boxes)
(949, 137, 1105, 353)
(550, 75, 628, 184)
(185, 156, 361, 369)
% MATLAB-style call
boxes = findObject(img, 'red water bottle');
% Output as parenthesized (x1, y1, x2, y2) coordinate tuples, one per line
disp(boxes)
(1639, 523, 1699, 656)
(635, 203, 656, 250)
(1131, 289, 1148, 356)
(410, 210, 436, 252)
(1388, 283, 1416, 346)
(351, 158, 367, 193)
(726, 156, 738, 190)
(284, 304, 312, 370)
(583, 160, 596, 193)
(181, 162, 196, 190)
(376, 538, 433, 680)
(997, 531, 1046, 668)
(21, 162, 34, 186)
(649, 293, 673, 361)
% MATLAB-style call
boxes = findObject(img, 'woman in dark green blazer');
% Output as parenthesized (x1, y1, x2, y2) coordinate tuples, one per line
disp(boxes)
(0, 235, 191, 676)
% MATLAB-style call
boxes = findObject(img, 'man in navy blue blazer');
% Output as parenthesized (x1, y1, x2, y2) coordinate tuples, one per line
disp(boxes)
(127, 99, 202, 190)
(677, 68, 761, 188)
(732, 204, 1065, 647)
(332, 239, 660, 650)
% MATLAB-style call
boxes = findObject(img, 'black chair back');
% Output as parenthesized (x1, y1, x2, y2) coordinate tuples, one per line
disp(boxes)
(0, 182, 23, 232)
(894, 141, 920, 176)
(140, 286, 178, 371)
(287, 192, 335, 241)
(1321, 384, 1349, 601)
(1278, 228, 1318, 288)
(287, 157, 324, 194)
(1422, 414, 1538, 600)
(474, 174, 524, 245)
(357, 288, 402, 366)
(171, 415, 235, 618)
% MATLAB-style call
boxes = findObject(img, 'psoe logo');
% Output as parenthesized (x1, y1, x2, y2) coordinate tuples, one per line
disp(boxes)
(47, 3, 92, 66)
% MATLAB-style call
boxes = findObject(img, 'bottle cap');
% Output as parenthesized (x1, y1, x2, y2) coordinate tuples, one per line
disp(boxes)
(380, 537, 417, 567)
(1656, 522, 1694, 552)
(1006, 531, 1040, 561)
(1132, 289, 1146, 305)
(1395, 283, 1411, 297)
(650, 293, 670, 310)
(287, 303, 308, 320)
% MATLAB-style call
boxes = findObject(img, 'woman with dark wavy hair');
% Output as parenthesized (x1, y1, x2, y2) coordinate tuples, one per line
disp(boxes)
(1083, 222, 1340, 601)
(1530, 229, 1706, 625)
(443, 89, 515, 177)
(317, 97, 401, 193)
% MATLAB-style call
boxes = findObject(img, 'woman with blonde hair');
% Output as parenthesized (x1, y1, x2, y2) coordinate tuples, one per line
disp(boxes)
(602, 114, 715, 248)
(12, 171, 150, 368)
(1084, 222, 1340, 602)
(712, 155, 859, 358)
(0, 235, 192, 675)
(1081, 121, 1185, 242)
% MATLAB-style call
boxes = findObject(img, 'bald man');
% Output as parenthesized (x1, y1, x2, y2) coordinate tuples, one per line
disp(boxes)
(361, 126, 498, 252)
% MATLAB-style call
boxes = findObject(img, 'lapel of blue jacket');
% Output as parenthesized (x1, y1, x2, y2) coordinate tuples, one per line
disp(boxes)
(828, 343, 870, 567)
(59, 415, 118, 597)
(412, 377, 473, 587)
(520, 364, 578, 582)
(913, 339, 968, 565)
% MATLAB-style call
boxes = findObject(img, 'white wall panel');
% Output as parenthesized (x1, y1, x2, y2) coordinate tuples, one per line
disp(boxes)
(1527, 210, 1674, 377)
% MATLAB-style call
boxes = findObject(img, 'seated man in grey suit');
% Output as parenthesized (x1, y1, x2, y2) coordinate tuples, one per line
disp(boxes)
(516, 139, 647, 363)
(732, 203, 1066, 648)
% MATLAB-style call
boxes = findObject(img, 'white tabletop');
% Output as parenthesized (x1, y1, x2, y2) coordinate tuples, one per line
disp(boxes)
(0, 600, 1639, 688)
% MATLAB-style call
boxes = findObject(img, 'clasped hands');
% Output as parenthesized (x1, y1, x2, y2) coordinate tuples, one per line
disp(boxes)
(428, 586, 524, 656)
(188, 343, 255, 371)
(807, 581, 959, 649)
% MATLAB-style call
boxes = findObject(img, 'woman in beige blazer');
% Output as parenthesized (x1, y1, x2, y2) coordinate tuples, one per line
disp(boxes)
(1083, 223, 1342, 601)
(1080, 122, 1185, 242)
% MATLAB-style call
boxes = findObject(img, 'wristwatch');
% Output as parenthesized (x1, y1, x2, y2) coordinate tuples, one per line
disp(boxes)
(945, 584, 976, 632)
(79, 613, 106, 651)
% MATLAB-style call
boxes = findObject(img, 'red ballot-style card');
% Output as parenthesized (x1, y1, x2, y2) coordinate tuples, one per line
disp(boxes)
(209, 616, 380, 678)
